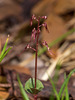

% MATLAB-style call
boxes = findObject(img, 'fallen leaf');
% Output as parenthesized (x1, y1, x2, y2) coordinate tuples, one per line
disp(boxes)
(31, 0, 55, 16)
(54, 0, 75, 15)
(3, 65, 31, 75)
(0, 0, 22, 20)
(0, 91, 9, 100)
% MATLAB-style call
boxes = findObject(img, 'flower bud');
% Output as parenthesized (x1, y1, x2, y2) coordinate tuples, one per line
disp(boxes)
(41, 16, 47, 19)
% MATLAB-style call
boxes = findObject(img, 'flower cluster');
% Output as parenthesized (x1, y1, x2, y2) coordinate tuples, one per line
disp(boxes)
(25, 14, 53, 56)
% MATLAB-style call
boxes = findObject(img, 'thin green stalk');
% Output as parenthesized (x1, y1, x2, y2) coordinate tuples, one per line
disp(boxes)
(48, 76, 60, 100)
(64, 73, 69, 100)
(17, 75, 29, 100)
(61, 92, 65, 100)
(59, 69, 75, 98)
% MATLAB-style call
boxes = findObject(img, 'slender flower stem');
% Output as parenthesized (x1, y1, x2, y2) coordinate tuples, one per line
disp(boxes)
(34, 19, 40, 100)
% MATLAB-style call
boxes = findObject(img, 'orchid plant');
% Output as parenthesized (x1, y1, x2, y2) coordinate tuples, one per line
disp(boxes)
(17, 14, 54, 100)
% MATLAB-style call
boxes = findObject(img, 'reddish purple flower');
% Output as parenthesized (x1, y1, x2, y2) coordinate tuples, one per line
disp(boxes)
(42, 40, 54, 56)
(25, 44, 30, 49)
(41, 16, 47, 19)
(31, 28, 37, 42)
(25, 44, 36, 51)
(30, 14, 36, 26)
(42, 23, 49, 33)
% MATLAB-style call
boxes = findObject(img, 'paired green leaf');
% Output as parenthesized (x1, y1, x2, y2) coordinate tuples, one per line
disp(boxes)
(25, 78, 44, 94)
(17, 75, 29, 100)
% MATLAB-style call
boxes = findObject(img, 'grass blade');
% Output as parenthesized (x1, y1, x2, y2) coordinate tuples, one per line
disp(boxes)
(59, 69, 75, 98)
(49, 95, 55, 100)
(61, 92, 65, 100)
(0, 37, 9, 58)
(49, 76, 59, 100)
(0, 47, 12, 62)
(17, 75, 29, 100)
(64, 73, 69, 100)
(65, 84, 69, 100)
